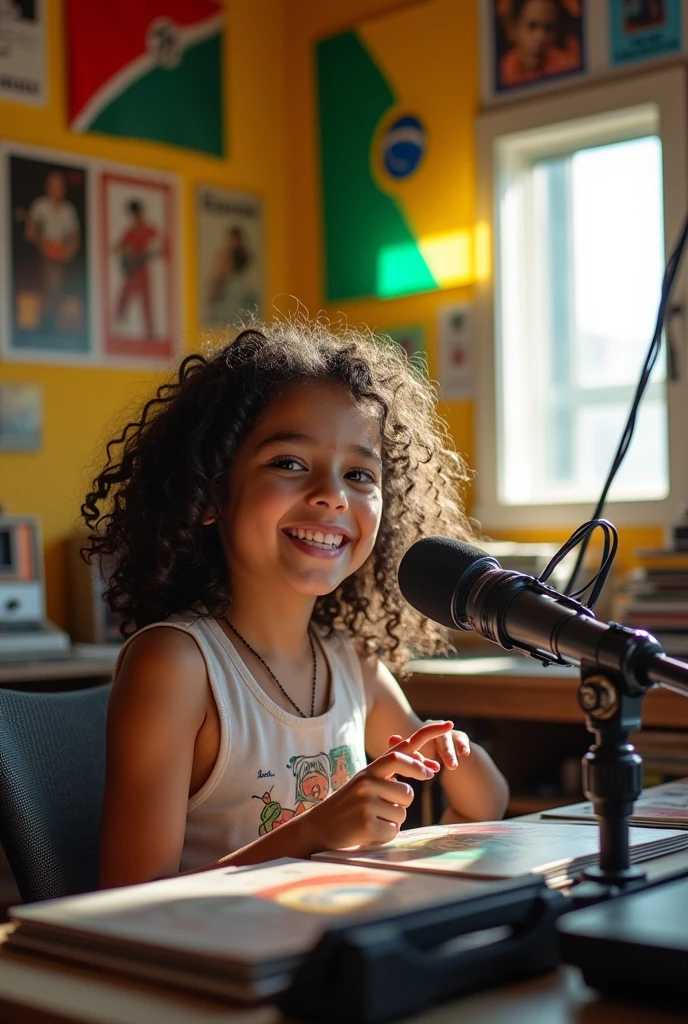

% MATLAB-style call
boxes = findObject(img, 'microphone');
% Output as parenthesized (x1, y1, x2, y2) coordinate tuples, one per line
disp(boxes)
(398, 536, 688, 694)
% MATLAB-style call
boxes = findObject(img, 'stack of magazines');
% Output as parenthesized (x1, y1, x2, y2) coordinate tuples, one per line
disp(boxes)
(313, 820, 688, 890)
(542, 777, 688, 827)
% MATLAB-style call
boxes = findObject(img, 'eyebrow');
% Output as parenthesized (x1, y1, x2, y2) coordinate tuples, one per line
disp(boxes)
(254, 431, 382, 464)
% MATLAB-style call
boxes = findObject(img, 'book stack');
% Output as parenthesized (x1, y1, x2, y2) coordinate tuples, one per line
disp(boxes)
(313, 820, 688, 890)
(541, 777, 688, 827)
(614, 547, 688, 659)
(6, 858, 498, 1002)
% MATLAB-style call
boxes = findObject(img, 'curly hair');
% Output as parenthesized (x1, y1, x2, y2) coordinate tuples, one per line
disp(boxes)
(81, 315, 474, 669)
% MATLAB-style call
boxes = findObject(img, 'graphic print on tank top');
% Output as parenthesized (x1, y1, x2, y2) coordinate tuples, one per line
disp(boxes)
(253, 743, 360, 836)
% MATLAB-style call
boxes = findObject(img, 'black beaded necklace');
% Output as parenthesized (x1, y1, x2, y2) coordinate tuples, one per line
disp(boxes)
(224, 619, 317, 719)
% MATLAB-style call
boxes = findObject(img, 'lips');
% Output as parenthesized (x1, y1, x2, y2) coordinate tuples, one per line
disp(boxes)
(282, 527, 351, 560)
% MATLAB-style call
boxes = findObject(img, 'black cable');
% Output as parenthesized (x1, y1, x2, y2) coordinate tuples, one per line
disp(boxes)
(539, 518, 618, 612)
(563, 210, 688, 595)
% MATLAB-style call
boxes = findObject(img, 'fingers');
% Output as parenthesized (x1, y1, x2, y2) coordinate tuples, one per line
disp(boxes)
(436, 729, 459, 769)
(400, 720, 454, 751)
(387, 734, 440, 773)
(367, 749, 437, 782)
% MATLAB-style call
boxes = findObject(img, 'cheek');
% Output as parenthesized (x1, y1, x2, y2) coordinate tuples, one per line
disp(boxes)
(355, 494, 383, 549)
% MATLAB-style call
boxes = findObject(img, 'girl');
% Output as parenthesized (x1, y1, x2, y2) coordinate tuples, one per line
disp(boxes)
(83, 318, 508, 888)
(499, 0, 581, 89)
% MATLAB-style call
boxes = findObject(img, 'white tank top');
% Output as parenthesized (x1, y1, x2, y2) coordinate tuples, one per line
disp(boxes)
(114, 613, 368, 871)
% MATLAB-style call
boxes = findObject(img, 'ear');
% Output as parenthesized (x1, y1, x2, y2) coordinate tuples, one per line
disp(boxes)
(202, 510, 217, 526)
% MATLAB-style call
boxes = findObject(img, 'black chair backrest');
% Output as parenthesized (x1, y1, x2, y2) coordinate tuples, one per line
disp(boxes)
(0, 684, 110, 903)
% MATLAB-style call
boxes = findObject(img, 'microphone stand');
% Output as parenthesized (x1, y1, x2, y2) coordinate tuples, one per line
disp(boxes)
(571, 622, 688, 906)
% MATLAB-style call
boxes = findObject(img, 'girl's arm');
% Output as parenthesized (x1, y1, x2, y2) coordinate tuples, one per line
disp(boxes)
(100, 630, 451, 887)
(360, 655, 509, 823)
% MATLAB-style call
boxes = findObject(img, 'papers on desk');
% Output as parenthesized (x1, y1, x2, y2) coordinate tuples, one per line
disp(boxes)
(7, 857, 495, 1002)
(541, 777, 688, 827)
(314, 820, 688, 889)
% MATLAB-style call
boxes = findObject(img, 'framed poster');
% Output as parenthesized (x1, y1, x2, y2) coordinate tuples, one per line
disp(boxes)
(0, 0, 47, 106)
(99, 167, 179, 361)
(0, 383, 42, 451)
(493, 0, 585, 95)
(610, 0, 682, 66)
(197, 185, 264, 328)
(437, 304, 474, 400)
(2, 143, 91, 361)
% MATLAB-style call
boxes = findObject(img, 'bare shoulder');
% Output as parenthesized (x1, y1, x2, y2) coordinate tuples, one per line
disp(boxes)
(113, 625, 208, 723)
(356, 650, 401, 699)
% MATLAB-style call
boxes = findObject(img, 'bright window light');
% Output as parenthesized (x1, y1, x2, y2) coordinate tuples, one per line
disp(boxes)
(496, 109, 667, 507)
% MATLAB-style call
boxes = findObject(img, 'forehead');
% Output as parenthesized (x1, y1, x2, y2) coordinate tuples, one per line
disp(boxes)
(253, 380, 382, 448)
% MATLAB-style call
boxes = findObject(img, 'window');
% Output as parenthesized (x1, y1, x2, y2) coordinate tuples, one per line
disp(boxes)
(476, 67, 688, 528)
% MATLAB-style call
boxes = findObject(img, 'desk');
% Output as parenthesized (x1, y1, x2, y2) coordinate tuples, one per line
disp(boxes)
(0, 657, 115, 691)
(1, 915, 687, 1023)
(402, 655, 688, 727)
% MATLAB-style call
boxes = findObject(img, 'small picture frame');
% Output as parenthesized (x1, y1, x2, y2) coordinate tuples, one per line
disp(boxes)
(0, 383, 42, 451)
(197, 185, 264, 330)
(98, 165, 180, 362)
(2, 142, 92, 362)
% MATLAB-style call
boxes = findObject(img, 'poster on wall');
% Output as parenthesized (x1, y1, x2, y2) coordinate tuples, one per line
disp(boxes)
(65, 0, 225, 157)
(609, 0, 682, 66)
(0, 383, 42, 451)
(99, 167, 179, 361)
(491, 0, 585, 95)
(0, 0, 47, 106)
(316, 0, 474, 303)
(2, 144, 91, 361)
(437, 304, 474, 401)
(197, 185, 264, 329)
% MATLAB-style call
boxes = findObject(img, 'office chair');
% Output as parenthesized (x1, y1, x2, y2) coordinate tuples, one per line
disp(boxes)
(0, 683, 110, 904)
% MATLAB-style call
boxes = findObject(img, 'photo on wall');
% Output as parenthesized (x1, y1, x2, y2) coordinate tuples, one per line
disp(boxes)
(609, 0, 682, 67)
(98, 167, 179, 362)
(197, 185, 264, 329)
(0, 0, 47, 106)
(3, 144, 91, 360)
(492, 0, 585, 94)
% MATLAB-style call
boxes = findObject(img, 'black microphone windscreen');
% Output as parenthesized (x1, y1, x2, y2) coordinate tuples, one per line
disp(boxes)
(398, 536, 501, 629)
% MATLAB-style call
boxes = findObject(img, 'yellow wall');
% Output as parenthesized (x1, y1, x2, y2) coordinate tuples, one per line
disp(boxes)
(0, 0, 290, 627)
(284, 0, 665, 569)
(0, 0, 666, 629)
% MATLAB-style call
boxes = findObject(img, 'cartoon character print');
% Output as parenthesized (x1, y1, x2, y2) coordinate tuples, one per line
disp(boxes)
(329, 745, 356, 791)
(252, 788, 295, 836)
(288, 752, 331, 815)
(254, 745, 359, 836)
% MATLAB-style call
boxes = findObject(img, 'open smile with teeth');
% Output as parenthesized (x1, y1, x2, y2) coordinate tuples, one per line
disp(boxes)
(285, 527, 346, 551)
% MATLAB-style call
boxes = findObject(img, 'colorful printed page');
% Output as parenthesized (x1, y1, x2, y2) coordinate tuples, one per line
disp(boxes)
(542, 778, 688, 825)
(314, 821, 688, 880)
(10, 858, 491, 974)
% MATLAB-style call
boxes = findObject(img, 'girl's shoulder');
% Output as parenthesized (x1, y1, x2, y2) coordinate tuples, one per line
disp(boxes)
(114, 612, 209, 681)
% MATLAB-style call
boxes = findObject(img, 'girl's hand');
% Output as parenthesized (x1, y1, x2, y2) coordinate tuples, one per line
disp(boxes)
(388, 721, 470, 772)
(304, 721, 453, 851)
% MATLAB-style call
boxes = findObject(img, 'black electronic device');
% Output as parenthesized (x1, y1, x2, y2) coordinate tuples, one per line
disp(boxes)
(279, 875, 565, 1024)
(558, 874, 688, 1002)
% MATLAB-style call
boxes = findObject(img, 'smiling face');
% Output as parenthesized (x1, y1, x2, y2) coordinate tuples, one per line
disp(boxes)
(218, 380, 383, 600)
(511, 0, 558, 70)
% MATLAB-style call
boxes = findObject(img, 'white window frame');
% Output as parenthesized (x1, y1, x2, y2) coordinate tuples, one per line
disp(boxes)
(475, 64, 688, 530)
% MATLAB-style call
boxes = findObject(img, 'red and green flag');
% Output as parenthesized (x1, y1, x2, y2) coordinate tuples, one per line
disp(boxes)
(65, 0, 225, 156)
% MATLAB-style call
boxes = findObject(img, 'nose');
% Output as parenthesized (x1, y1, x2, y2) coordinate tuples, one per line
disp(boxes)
(307, 470, 349, 511)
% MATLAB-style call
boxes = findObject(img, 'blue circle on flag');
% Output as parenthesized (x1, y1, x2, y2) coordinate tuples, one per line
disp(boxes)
(380, 115, 427, 180)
